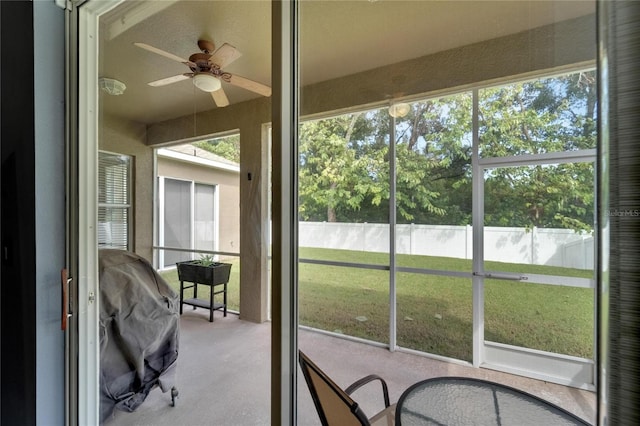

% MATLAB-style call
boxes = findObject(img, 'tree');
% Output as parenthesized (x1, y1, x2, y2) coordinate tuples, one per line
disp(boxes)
(298, 113, 382, 222)
(480, 71, 597, 231)
(193, 134, 240, 163)
(393, 94, 472, 224)
(297, 69, 596, 231)
(298, 94, 472, 224)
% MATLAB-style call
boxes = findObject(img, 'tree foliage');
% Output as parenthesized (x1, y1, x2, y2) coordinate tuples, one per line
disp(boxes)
(298, 70, 596, 231)
(194, 134, 240, 163)
(480, 71, 597, 231)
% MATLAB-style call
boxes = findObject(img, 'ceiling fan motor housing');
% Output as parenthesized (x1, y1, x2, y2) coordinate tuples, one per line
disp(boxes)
(193, 73, 221, 92)
(197, 39, 215, 54)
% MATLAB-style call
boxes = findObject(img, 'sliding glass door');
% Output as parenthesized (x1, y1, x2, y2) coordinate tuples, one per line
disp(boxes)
(159, 177, 219, 268)
(162, 178, 192, 267)
(297, 0, 598, 391)
(194, 183, 217, 256)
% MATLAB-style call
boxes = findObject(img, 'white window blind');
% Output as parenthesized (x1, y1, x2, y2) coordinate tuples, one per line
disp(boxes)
(98, 152, 132, 250)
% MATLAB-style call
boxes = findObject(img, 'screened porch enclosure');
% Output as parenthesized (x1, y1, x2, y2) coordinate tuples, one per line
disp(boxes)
(297, 68, 597, 389)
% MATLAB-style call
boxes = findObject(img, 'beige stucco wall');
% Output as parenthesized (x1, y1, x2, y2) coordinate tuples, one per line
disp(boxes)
(157, 157, 241, 256)
(113, 15, 596, 324)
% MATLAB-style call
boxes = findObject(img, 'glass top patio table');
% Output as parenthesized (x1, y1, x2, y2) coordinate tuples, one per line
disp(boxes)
(395, 377, 590, 426)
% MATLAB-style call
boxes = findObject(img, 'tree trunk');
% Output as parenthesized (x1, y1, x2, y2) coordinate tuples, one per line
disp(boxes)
(328, 182, 337, 222)
(327, 206, 337, 222)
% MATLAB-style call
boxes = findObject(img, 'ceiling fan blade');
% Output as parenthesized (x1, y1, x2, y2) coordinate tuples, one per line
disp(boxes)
(148, 74, 191, 87)
(228, 74, 271, 97)
(211, 88, 230, 107)
(208, 43, 242, 68)
(134, 42, 188, 63)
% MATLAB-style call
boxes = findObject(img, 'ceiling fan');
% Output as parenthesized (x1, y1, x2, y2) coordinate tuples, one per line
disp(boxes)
(134, 39, 271, 107)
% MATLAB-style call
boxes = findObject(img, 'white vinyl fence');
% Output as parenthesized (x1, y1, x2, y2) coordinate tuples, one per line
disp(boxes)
(299, 222, 593, 270)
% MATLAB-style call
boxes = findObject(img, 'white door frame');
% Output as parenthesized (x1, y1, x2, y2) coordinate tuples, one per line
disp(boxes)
(76, 0, 124, 424)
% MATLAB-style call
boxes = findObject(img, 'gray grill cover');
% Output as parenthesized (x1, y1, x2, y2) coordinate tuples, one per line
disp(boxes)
(99, 249, 179, 422)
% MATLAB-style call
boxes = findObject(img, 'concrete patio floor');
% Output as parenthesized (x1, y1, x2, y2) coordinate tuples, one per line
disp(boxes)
(103, 309, 596, 426)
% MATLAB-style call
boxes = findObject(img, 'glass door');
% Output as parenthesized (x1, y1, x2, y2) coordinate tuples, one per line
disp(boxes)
(194, 183, 217, 258)
(76, 0, 273, 423)
(477, 72, 597, 388)
(161, 178, 192, 268)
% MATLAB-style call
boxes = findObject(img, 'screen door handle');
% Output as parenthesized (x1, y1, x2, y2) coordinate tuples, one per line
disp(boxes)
(61, 268, 72, 330)
(474, 272, 528, 281)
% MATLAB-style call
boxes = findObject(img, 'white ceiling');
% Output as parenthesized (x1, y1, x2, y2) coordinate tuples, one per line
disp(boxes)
(99, 0, 594, 125)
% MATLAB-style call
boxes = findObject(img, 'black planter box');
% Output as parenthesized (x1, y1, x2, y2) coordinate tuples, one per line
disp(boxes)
(176, 261, 232, 285)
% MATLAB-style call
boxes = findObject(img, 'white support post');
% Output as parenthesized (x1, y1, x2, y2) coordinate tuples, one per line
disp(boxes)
(472, 89, 485, 368)
(389, 111, 397, 352)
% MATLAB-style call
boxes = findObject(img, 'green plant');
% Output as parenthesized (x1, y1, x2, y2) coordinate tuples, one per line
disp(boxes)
(197, 254, 216, 266)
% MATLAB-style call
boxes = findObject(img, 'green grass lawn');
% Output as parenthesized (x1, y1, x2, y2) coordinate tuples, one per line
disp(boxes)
(160, 248, 594, 362)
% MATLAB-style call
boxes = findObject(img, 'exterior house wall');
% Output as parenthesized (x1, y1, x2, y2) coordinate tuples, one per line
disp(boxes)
(100, 103, 267, 321)
(148, 100, 272, 323)
(157, 156, 241, 257)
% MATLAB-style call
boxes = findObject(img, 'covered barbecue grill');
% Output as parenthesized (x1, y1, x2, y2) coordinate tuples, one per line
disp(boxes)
(99, 249, 179, 423)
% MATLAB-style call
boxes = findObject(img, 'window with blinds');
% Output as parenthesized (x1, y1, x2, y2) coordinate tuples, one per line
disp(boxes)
(98, 151, 132, 250)
(158, 177, 218, 268)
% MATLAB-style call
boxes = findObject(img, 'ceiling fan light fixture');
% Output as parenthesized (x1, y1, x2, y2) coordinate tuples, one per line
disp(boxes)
(99, 77, 126, 96)
(193, 73, 221, 92)
(388, 102, 410, 118)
